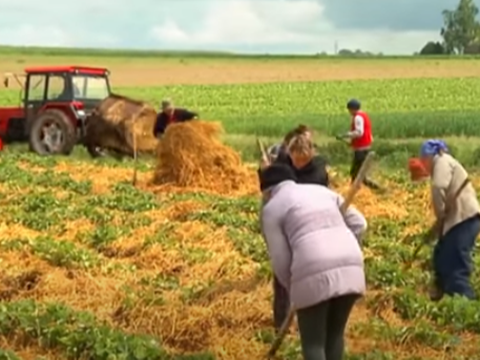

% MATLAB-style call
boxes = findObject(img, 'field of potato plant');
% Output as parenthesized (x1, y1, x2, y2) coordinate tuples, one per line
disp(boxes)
(1, 65, 480, 359)
(2, 77, 480, 139)
(0, 143, 479, 360)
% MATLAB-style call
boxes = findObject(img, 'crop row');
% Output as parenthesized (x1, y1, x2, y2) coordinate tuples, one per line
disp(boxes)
(0, 152, 480, 358)
(1, 299, 456, 360)
(1, 78, 480, 138)
(0, 299, 216, 360)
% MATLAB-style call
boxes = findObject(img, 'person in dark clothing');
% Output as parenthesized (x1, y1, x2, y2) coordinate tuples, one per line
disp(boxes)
(283, 133, 329, 187)
(262, 124, 311, 166)
(153, 99, 198, 138)
(261, 125, 329, 186)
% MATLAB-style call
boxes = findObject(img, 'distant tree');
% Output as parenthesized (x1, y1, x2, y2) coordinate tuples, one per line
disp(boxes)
(441, 0, 480, 54)
(337, 49, 375, 57)
(419, 41, 445, 55)
(338, 49, 354, 56)
(464, 41, 480, 53)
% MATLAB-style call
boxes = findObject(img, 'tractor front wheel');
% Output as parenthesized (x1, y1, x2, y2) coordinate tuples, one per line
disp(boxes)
(29, 110, 77, 156)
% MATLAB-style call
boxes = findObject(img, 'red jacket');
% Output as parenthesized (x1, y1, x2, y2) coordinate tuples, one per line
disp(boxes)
(351, 111, 372, 149)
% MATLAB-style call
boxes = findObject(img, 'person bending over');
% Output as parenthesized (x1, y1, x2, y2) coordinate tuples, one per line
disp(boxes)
(409, 139, 480, 301)
(153, 98, 198, 138)
(260, 164, 367, 360)
(266, 133, 330, 332)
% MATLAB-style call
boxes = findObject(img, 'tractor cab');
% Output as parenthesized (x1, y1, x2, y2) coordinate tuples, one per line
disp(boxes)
(1, 65, 111, 155)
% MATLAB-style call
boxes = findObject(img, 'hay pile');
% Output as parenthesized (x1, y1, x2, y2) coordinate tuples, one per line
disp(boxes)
(153, 121, 255, 193)
(84, 93, 158, 155)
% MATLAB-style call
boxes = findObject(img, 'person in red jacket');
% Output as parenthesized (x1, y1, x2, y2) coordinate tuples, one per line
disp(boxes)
(337, 99, 380, 190)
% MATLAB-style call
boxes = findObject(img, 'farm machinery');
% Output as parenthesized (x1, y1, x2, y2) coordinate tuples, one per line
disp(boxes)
(0, 65, 112, 155)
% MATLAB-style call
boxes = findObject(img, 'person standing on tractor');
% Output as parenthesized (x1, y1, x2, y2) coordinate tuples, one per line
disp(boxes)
(409, 139, 480, 301)
(337, 99, 380, 190)
(153, 99, 198, 138)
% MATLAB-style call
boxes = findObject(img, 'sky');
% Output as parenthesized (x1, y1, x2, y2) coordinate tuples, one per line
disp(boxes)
(0, 0, 476, 55)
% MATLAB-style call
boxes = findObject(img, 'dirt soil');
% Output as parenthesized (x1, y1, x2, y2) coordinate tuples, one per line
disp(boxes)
(2, 57, 479, 86)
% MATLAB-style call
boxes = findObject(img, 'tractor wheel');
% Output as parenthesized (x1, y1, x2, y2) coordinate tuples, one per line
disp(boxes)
(29, 110, 77, 156)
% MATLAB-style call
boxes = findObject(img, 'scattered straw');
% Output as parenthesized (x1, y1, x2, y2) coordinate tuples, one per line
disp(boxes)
(1, 158, 477, 359)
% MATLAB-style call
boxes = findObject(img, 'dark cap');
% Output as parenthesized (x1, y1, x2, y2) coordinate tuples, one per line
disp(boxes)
(346, 99, 361, 110)
(260, 163, 297, 191)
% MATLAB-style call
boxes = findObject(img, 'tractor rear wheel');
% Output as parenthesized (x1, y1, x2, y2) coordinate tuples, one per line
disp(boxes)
(29, 110, 77, 156)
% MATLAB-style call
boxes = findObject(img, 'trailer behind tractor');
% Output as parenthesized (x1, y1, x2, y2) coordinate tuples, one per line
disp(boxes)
(0, 65, 111, 155)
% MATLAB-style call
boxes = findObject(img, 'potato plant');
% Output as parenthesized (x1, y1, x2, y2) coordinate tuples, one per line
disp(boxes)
(0, 151, 478, 360)
(0, 76, 479, 359)
(1, 77, 480, 139)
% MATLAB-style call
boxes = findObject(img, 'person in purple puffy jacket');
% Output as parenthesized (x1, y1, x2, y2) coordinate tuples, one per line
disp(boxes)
(259, 163, 367, 360)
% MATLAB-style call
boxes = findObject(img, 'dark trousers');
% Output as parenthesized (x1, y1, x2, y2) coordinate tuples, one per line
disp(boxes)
(350, 149, 380, 189)
(433, 215, 480, 300)
(296, 294, 359, 360)
(273, 276, 290, 331)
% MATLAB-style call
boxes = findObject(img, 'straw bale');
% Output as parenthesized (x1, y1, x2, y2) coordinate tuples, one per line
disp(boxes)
(83, 93, 158, 157)
(152, 121, 255, 193)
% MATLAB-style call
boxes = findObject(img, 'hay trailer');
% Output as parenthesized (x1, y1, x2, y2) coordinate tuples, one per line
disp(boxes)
(0, 65, 111, 155)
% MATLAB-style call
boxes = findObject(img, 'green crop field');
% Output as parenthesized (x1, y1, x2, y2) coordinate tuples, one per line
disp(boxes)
(3, 74, 480, 167)
(1, 47, 480, 360)
(5, 78, 479, 136)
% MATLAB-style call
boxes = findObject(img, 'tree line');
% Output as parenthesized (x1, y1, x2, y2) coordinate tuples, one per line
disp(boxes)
(335, 0, 480, 56)
(420, 0, 480, 55)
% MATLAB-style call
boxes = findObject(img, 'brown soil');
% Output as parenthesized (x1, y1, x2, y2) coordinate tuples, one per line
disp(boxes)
(1, 56, 479, 86)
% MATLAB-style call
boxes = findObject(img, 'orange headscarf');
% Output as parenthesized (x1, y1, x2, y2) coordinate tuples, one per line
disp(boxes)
(408, 157, 429, 181)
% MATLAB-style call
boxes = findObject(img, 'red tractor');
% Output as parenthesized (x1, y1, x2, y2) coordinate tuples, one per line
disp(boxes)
(0, 65, 111, 155)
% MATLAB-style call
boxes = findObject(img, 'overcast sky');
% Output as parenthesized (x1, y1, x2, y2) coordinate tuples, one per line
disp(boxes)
(0, 0, 476, 55)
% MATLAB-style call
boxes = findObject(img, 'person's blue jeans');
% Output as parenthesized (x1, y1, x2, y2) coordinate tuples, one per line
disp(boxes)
(433, 214, 480, 299)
